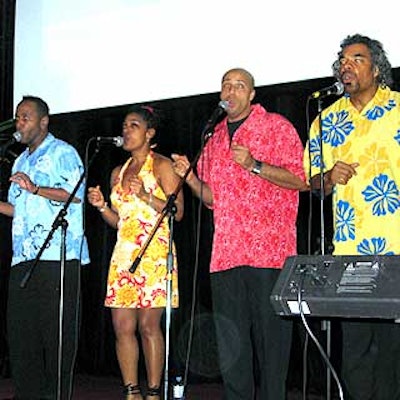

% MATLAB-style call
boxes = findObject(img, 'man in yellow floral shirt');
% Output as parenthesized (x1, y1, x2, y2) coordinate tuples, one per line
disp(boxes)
(305, 34, 400, 400)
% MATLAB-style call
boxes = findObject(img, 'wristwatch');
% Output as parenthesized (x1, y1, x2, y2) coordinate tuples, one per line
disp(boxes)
(251, 159, 262, 175)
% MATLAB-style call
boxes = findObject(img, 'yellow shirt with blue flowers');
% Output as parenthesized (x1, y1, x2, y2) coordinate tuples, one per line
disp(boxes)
(305, 86, 400, 255)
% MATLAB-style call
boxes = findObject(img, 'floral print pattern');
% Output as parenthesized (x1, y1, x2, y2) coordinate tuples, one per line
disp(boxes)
(362, 174, 400, 216)
(198, 104, 305, 272)
(105, 152, 178, 309)
(322, 110, 354, 147)
(8, 133, 89, 266)
(305, 87, 400, 255)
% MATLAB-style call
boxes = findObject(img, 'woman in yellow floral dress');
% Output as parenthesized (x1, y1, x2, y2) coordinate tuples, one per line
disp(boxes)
(87, 105, 184, 400)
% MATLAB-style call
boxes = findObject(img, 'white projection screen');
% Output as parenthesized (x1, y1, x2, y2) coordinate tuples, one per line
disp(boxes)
(14, 0, 400, 115)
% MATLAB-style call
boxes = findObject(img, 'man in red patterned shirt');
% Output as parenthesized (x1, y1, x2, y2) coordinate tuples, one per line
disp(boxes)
(172, 68, 307, 400)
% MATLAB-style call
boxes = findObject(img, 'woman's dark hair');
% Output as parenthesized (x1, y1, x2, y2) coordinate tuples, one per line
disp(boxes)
(125, 104, 160, 130)
(332, 33, 393, 87)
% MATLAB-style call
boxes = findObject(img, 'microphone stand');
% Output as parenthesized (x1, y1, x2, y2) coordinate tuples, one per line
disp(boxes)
(316, 98, 332, 400)
(20, 145, 99, 400)
(129, 115, 221, 399)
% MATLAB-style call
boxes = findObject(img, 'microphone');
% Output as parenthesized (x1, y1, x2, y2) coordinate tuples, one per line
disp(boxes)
(0, 131, 22, 153)
(95, 136, 124, 147)
(202, 100, 229, 137)
(310, 81, 345, 99)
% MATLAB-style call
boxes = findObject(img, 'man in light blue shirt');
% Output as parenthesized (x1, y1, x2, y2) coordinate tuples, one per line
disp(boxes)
(0, 95, 89, 400)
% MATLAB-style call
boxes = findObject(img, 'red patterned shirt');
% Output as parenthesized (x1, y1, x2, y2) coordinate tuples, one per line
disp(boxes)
(198, 104, 305, 273)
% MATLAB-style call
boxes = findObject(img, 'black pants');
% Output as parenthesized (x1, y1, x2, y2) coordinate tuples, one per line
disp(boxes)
(210, 266, 292, 400)
(342, 319, 400, 400)
(7, 260, 81, 400)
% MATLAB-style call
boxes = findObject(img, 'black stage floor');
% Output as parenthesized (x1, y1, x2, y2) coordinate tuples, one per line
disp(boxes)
(0, 373, 338, 399)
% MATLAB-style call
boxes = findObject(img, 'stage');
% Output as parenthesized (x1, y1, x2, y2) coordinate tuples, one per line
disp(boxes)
(0, 373, 333, 399)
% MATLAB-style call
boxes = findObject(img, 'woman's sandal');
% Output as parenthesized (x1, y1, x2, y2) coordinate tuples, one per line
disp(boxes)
(146, 386, 161, 398)
(123, 383, 142, 399)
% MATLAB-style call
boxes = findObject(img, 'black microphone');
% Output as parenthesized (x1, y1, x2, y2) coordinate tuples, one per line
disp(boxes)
(0, 131, 22, 153)
(95, 136, 124, 147)
(202, 100, 229, 137)
(310, 81, 345, 99)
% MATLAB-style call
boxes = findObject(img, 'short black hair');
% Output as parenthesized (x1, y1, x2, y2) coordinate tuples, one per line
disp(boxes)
(18, 95, 50, 117)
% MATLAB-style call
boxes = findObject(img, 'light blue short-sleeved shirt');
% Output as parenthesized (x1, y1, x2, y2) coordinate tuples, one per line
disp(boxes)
(8, 133, 90, 266)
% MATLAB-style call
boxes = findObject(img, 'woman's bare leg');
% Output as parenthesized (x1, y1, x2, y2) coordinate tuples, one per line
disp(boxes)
(138, 308, 164, 399)
(112, 308, 143, 400)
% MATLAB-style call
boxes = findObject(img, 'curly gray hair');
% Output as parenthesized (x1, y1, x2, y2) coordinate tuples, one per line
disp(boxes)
(332, 33, 393, 87)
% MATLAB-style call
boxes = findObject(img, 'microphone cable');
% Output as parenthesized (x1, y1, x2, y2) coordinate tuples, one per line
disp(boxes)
(297, 270, 344, 400)
(180, 131, 211, 397)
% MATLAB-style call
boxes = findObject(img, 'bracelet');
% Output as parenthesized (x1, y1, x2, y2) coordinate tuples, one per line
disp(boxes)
(98, 202, 108, 213)
(33, 185, 40, 195)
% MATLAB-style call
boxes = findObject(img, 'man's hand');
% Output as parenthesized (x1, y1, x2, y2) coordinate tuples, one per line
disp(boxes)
(9, 171, 37, 193)
(231, 143, 254, 171)
(326, 161, 359, 185)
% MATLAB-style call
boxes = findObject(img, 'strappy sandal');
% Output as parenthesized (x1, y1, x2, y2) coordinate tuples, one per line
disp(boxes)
(146, 386, 161, 398)
(123, 383, 142, 399)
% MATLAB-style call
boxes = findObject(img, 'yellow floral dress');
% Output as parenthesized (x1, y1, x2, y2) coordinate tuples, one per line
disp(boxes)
(105, 152, 179, 308)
